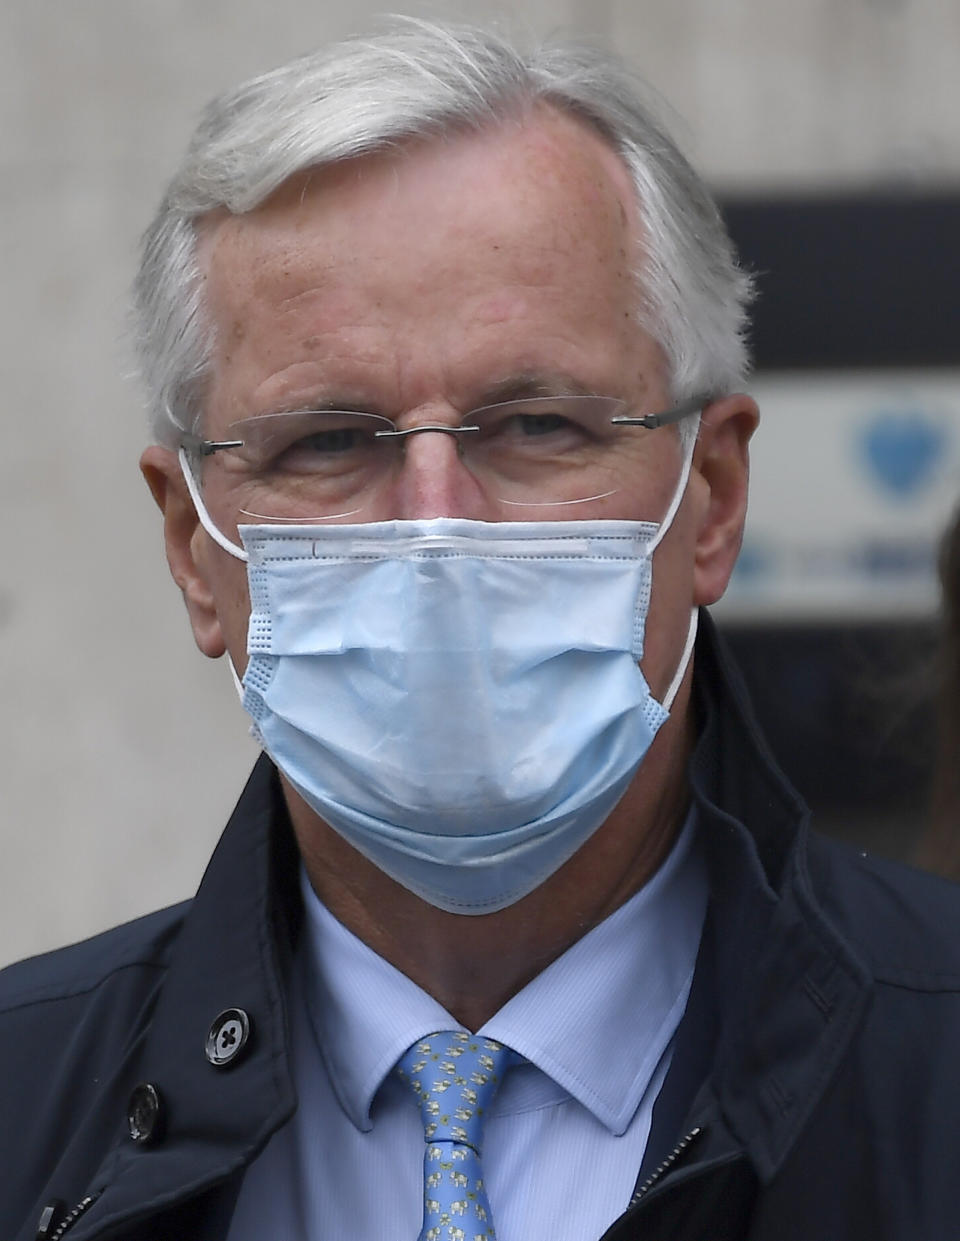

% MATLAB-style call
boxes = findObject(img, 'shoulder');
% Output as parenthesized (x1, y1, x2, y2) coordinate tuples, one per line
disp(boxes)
(0, 904, 191, 1085)
(0, 907, 192, 1233)
(0, 902, 190, 1015)
(805, 831, 960, 990)
(797, 834, 960, 1226)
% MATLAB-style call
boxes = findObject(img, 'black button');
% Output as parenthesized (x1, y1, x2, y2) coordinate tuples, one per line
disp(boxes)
(205, 1008, 251, 1067)
(36, 1200, 66, 1239)
(127, 1082, 164, 1144)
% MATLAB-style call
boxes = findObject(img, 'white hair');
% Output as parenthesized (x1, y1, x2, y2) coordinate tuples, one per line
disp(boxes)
(132, 18, 753, 451)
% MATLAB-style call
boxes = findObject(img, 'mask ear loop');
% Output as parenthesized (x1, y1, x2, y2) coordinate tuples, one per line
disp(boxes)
(661, 608, 699, 711)
(645, 414, 699, 556)
(177, 449, 252, 700)
(644, 414, 701, 712)
(178, 447, 249, 562)
(228, 654, 246, 703)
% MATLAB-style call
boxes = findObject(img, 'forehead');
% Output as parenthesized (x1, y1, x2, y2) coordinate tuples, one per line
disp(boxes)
(205, 104, 638, 249)
(198, 106, 658, 416)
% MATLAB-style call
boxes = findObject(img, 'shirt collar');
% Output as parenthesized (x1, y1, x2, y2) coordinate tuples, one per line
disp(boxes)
(298, 809, 706, 1137)
(480, 810, 706, 1134)
(297, 869, 460, 1133)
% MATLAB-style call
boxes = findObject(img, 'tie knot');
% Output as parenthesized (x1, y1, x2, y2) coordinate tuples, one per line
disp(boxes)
(396, 1031, 515, 1152)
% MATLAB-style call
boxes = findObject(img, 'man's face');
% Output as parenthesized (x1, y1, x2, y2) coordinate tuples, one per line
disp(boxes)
(149, 105, 748, 705)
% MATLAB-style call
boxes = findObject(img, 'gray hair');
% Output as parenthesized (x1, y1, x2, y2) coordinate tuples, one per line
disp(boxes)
(132, 18, 753, 450)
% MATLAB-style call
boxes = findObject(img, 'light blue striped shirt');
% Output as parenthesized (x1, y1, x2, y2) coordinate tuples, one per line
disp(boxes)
(228, 813, 706, 1241)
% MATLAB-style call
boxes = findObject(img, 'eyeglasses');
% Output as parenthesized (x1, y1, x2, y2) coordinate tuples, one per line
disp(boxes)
(181, 393, 706, 525)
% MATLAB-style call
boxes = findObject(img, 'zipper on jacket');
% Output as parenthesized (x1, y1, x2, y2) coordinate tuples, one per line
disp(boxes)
(40, 1193, 100, 1241)
(628, 1126, 704, 1208)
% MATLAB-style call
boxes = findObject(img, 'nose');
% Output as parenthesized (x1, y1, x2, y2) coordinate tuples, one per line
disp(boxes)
(390, 426, 495, 520)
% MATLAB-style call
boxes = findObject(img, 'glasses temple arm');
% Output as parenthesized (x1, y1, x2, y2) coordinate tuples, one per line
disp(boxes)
(610, 394, 710, 429)
(179, 433, 245, 457)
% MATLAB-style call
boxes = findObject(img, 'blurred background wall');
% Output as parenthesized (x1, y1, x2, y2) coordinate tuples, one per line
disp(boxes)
(2, 0, 958, 967)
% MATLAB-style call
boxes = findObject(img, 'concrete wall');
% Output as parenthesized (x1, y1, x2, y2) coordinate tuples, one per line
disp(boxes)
(2, 0, 958, 967)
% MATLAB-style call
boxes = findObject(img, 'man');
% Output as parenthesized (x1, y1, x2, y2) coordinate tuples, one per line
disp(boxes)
(3, 19, 960, 1241)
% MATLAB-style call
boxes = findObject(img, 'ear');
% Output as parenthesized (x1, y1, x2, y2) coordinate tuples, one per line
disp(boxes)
(690, 394, 759, 606)
(140, 446, 227, 658)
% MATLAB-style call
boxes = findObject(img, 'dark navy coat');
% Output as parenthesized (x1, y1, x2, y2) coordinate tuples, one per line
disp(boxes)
(3, 618, 960, 1241)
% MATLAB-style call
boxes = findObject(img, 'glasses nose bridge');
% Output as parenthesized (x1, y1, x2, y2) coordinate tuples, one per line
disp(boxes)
(383, 412, 491, 520)
(374, 421, 480, 444)
(375, 407, 483, 480)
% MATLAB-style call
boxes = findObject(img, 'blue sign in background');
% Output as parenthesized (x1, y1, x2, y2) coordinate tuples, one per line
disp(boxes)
(858, 411, 950, 500)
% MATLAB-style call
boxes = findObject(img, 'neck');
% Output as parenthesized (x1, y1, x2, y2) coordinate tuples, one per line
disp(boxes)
(287, 700, 694, 1031)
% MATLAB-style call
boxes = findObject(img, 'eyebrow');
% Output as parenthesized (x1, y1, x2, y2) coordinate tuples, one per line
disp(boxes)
(250, 394, 383, 420)
(475, 372, 615, 406)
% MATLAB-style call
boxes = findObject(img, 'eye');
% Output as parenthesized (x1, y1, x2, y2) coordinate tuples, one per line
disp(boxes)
(511, 412, 573, 437)
(269, 424, 379, 475)
(481, 406, 594, 451)
(286, 426, 366, 456)
(229, 411, 388, 474)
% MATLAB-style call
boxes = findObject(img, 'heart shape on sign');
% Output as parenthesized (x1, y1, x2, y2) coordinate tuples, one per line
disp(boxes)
(859, 412, 947, 498)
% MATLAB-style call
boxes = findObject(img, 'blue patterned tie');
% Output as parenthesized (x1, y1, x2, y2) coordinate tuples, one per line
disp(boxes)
(396, 1031, 516, 1241)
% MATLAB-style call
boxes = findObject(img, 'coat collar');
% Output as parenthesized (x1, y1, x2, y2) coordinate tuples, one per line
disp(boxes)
(69, 755, 302, 1240)
(685, 613, 872, 1184)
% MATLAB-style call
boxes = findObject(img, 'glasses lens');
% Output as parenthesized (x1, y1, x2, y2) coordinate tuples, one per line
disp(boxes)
(200, 410, 396, 522)
(195, 396, 655, 526)
(463, 396, 634, 506)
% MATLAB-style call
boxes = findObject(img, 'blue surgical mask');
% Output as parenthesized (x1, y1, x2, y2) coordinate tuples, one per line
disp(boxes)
(183, 443, 698, 913)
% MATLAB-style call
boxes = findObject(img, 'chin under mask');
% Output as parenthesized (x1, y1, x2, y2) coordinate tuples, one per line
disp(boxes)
(186, 441, 698, 913)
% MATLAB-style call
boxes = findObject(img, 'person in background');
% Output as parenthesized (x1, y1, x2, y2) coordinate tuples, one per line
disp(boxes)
(918, 505, 960, 877)
(3, 19, 960, 1241)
